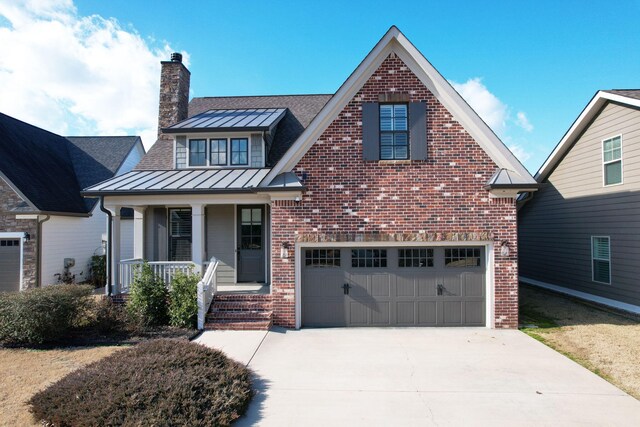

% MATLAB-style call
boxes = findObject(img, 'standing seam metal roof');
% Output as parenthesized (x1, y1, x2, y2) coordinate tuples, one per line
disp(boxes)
(164, 108, 287, 132)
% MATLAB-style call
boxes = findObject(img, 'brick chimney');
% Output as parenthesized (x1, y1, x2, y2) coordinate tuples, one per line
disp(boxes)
(158, 52, 190, 138)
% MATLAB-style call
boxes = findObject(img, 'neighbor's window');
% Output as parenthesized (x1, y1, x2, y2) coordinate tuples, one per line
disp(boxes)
(305, 249, 341, 267)
(603, 136, 622, 186)
(188, 139, 207, 166)
(231, 138, 249, 165)
(445, 248, 481, 267)
(351, 249, 387, 268)
(210, 138, 227, 166)
(379, 104, 409, 160)
(398, 248, 434, 267)
(592, 236, 611, 284)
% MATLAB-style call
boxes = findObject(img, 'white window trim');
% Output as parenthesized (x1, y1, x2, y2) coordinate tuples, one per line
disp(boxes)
(183, 133, 259, 169)
(591, 235, 611, 285)
(602, 134, 623, 187)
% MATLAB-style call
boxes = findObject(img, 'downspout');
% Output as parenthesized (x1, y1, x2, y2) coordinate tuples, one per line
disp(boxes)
(36, 215, 50, 287)
(99, 197, 112, 295)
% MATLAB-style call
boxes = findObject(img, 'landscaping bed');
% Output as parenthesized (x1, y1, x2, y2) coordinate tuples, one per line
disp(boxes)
(519, 284, 640, 399)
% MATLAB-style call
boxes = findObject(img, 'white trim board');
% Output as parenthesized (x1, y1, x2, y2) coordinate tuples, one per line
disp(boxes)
(261, 26, 534, 187)
(294, 240, 495, 329)
(520, 276, 640, 316)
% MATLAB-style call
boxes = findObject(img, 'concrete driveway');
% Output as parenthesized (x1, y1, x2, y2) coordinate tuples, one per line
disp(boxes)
(195, 328, 640, 426)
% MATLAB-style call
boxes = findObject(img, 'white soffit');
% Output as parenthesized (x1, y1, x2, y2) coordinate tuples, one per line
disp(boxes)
(262, 26, 535, 186)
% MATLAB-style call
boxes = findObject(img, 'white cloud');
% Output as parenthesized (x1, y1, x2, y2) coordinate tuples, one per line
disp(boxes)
(451, 77, 534, 166)
(0, 0, 185, 148)
(516, 111, 533, 132)
(451, 77, 508, 135)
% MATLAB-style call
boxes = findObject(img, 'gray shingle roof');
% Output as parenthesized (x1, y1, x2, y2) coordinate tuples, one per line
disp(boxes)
(0, 112, 140, 214)
(603, 89, 640, 100)
(135, 94, 332, 170)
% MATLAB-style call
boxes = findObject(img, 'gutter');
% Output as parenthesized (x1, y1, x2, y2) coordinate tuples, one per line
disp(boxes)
(36, 215, 50, 287)
(99, 197, 112, 296)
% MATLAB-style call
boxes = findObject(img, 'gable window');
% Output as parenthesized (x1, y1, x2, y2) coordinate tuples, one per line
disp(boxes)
(592, 236, 611, 284)
(231, 138, 248, 165)
(188, 139, 206, 166)
(210, 138, 227, 166)
(379, 104, 408, 160)
(603, 136, 622, 186)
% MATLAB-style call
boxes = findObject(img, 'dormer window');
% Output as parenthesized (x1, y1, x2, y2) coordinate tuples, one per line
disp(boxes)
(189, 139, 207, 166)
(231, 138, 249, 165)
(210, 138, 227, 166)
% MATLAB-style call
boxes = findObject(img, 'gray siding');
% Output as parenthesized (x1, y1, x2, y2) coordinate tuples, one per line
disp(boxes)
(250, 134, 263, 167)
(519, 102, 640, 306)
(206, 205, 236, 285)
(175, 136, 187, 169)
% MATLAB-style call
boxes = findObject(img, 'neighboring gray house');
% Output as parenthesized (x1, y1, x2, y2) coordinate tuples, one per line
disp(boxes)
(0, 112, 144, 292)
(519, 90, 640, 314)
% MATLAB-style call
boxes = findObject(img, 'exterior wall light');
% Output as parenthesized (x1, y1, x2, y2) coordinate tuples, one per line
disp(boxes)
(500, 240, 510, 257)
(23, 232, 30, 242)
(280, 242, 291, 259)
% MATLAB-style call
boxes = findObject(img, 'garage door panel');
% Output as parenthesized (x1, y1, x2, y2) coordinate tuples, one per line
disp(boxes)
(417, 301, 438, 325)
(464, 275, 485, 297)
(442, 301, 462, 325)
(464, 301, 485, 325)
(347, 274, 369, 297)
(395, 276, 415, 297)
(348, 302, 368, 325)
(370, 274, 391, 297)
(0, 240, 20, 293)
(370, 302, 390, 325)
(396, 301, 416, 324)
(301, 271, 343, 297)
(303, 300, 347, 327)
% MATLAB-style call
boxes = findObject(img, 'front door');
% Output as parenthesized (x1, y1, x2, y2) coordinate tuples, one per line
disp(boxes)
(237, 206, 265, 282)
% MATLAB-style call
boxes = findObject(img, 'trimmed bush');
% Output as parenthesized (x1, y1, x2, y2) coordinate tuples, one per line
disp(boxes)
(169, 269, 200, 329)
(0, 284, 93, 345)
(127, 262, 168, 326)
(89, 255, 106, 288)
(29, 339, 253, 426)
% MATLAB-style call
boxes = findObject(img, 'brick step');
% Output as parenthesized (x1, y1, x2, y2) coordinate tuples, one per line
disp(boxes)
(204, 319, 272, 331)
(213, 293, 272, 302)
(206, 310, 272, 321)
(209, 301, 273, 312)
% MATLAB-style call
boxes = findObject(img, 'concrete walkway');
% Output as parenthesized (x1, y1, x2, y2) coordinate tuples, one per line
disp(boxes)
(195, 328, 640, 426)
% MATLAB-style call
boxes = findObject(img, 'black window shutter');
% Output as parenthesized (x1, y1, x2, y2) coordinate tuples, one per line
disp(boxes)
(362, 102, 379, 160)
(409, 101, 427, 160)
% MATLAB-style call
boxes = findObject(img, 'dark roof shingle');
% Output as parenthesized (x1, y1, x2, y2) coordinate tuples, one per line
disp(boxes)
(135, 94, 332, 170)
(603, 89, 640, 101)
(0, 112, 140, 214)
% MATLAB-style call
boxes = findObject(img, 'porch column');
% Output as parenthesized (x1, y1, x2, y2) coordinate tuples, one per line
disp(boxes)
(191, 204, 205, 274)
(133, 206, 146, 259)
(110, 206, 122, 294)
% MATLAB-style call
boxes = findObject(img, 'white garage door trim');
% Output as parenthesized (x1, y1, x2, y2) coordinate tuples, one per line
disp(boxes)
(0, 232, 25, 291)
(295, 240, 495, 329)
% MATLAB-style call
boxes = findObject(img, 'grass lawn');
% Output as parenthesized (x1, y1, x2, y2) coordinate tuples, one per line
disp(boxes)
(0, 346, 124, 426)
(520, 284, 640, 399)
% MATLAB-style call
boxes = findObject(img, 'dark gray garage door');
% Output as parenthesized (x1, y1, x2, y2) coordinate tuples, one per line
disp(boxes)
(302, 247, 485, 327)
(0, 239, 20, 293)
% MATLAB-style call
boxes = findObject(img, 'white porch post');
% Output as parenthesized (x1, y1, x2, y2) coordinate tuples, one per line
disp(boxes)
(191, 204, 205, 274)
(133, 206, 146, 259)
(110, 206, 122, 294)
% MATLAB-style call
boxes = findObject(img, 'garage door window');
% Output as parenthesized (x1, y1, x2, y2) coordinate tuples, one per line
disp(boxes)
(445, 248, 480, 267)
(305, 249, 341, 267)
(398, 248, 433, 267)
(0, 239, 19, 247)
(351, 249, 387, 268)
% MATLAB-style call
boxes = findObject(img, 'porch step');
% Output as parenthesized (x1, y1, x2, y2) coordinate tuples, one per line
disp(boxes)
(204, 293, 273, 331)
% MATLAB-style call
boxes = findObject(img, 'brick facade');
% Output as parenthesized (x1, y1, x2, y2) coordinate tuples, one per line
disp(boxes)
(0, 177, 38, 289)
(270, 53, 519, 329)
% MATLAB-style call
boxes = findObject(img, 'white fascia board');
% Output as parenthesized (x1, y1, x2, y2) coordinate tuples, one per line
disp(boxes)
(536, 91, 640, 183)
(262, 26, 536, 186)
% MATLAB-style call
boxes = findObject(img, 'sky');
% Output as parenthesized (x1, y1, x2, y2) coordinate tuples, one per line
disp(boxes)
(0, 0, 638, 173)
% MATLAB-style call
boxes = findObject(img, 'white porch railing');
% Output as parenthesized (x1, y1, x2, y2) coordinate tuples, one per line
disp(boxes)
(118, 258, 196, 293)
(197, 257, 219, 330)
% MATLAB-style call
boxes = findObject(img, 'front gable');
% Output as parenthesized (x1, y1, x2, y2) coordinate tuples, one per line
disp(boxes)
(263, 26, 535, 191)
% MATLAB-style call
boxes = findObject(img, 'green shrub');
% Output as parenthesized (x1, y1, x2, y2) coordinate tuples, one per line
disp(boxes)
(126, 262, 168, 326)
(169, 269, 200, 329)
(89, 255, 106, 288)
(0, 285, 93, 345)
(29, 339, 253, 427)
(88, 297, 135, 335)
